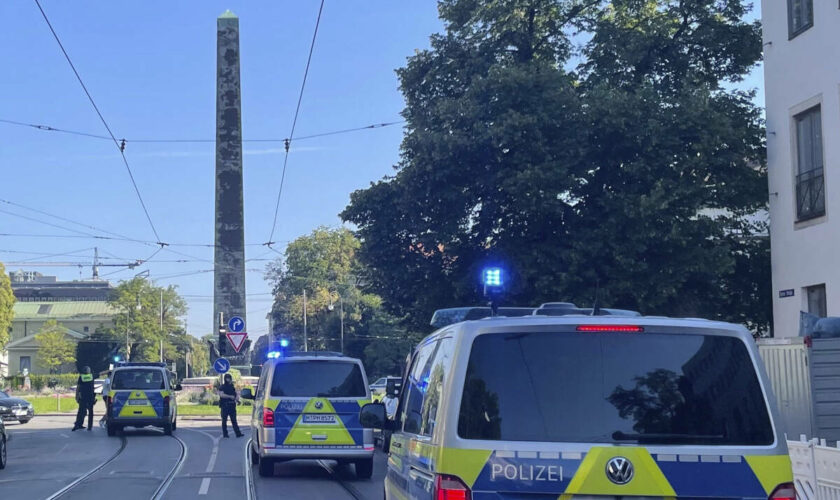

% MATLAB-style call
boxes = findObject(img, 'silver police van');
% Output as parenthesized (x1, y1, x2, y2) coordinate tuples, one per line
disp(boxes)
(361, 315, 794, 499)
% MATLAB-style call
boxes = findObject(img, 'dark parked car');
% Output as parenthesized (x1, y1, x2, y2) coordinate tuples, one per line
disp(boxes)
(0, 419, 6, 469)
(0, 391, 34, 424)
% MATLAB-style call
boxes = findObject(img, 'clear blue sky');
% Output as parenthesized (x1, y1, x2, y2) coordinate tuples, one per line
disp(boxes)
(0, 1, 763, 339)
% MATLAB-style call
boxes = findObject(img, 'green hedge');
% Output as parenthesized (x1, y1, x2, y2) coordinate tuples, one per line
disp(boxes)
(1, 374, 80, 391)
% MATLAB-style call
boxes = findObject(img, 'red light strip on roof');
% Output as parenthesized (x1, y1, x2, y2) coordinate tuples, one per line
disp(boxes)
(576, 325, 645, 333)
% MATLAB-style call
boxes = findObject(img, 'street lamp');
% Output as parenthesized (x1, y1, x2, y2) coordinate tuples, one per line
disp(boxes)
(328, 292, 345, 354)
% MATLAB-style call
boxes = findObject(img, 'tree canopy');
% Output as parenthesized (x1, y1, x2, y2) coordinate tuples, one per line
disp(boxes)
(0, 262, 14, 349)
(266, 227, 417, 376)
(342, 0, 770, 333)
(35, 319, 77, 373)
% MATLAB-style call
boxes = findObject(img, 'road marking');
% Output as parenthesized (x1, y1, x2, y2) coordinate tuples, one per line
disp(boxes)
(186, 428, 220, 495)
(59, 433, 69, 438)
(198, 478, 211, 495)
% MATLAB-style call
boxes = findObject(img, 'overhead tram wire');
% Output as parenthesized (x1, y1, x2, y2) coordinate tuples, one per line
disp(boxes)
(0, 198, 156, 247)
(33, 0, 163, 245)
(0, 117, 404, 145)
(266, 0, 326, 248)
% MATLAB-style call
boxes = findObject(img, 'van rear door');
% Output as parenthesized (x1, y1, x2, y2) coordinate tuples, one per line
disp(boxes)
(269, 360, 369, 448)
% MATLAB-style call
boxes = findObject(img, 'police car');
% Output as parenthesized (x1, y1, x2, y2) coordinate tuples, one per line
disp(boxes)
(242, 352, 375, 478)
(360, 314, 795, 499)
(105, 362, 181, 436)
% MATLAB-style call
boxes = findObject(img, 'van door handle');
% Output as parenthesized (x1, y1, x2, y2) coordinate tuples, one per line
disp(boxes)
(409, 466, 434, 482)
(392, 442, 402, 449)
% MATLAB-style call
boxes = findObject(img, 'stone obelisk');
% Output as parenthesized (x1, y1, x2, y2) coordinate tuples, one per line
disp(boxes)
(214, 10, 246, 354)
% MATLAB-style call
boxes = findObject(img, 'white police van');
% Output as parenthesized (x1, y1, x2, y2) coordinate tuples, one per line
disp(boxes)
(360, 314, 794, 499)
(243, 352, 375, 478)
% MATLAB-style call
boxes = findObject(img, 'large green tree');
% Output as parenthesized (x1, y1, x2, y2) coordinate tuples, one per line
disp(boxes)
(343, 0, 770, 333)
(35, 319, 77, 373)
(266, 227, 415, 370)
(0, 262, 14, 349)
(106, 277, 188, 363)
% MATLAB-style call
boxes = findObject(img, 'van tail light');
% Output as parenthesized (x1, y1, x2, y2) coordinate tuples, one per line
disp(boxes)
(435, 474, 471, 500)
(163, 395, 170, 415)
(576, 325, 644, 333)
(263, 407, 275, 427)
(769, 482, 796, 500)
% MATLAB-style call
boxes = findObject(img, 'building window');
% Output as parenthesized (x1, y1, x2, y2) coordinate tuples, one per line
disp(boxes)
(20, 356, 31, 374)
(794, 106, 825, 221)
(788, 0, 814, 38)
(83, 326, 90, 333)
(807, 284, 827, 317)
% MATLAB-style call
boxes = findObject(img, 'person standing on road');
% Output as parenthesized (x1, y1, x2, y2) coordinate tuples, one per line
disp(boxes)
(73, 366, 96, 431)
(99, 370, 112, 427)
(217, 374, 243, 438)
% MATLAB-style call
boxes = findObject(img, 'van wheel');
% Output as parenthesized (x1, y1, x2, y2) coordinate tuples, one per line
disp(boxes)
(107, 422, 116, 437)
(355, 458, 373, 479)
(163, 422, 173, 436)
(250, 443, 260, 465)
(258, 457, 275, 477)
(172, 418, 177, 431)
(0, 436, 6, 470)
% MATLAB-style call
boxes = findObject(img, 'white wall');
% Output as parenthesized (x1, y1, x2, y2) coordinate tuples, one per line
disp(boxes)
(762, 0, 840, 337)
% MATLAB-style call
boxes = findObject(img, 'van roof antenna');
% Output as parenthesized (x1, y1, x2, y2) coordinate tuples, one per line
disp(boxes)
(591, 279, 601, 316)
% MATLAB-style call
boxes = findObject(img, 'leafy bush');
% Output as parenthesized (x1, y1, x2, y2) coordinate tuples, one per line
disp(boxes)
(3, 374, 79, 392)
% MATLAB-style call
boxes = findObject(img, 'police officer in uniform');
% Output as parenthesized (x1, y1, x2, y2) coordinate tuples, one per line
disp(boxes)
(217, 373, 243, 438)
(73, 366, 96, 431)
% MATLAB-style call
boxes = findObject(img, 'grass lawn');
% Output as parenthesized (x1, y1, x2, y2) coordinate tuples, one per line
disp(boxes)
(29, 396, 79, 414)
(177, 403, 253, 416)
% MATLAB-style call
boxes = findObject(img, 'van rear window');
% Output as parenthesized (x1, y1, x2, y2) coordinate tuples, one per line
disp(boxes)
(458, 331, 774, 445)
(112, 369, 165, 390)
(270, 361, 366, 398)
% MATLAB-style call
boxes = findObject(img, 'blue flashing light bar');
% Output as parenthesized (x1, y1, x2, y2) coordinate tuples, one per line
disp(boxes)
(266, 351, 282, 359)
(483, 267, 502, 287)
(279, 338, 290, 348)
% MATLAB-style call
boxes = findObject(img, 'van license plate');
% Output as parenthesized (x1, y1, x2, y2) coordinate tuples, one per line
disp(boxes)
(303, 414, 337, 424)
(128, 400, 148, 406)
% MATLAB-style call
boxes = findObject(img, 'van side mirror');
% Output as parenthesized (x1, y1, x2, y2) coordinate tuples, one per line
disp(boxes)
(360, 402, 387, 429)
(241, 388, 255, 400)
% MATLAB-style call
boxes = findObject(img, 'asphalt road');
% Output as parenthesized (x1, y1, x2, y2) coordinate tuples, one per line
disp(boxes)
(0, 415, 388, 500)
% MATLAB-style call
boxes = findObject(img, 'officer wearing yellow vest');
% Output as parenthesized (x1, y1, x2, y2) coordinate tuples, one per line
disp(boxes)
(73, 366, 96, 431)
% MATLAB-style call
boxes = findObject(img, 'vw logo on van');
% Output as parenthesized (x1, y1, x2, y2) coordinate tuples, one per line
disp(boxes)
(314, 401, 323, 410)
(605, 457, 634, 485)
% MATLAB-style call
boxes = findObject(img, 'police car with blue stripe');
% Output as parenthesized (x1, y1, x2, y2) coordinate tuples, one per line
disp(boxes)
(242, 352, 375, 478)
(105, 362, 181, 436)
(359, 270, 794, 499)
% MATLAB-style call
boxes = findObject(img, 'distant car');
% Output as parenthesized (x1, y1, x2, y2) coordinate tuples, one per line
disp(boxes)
(0, 391, 34, 424)
(0, 418, 6, 469)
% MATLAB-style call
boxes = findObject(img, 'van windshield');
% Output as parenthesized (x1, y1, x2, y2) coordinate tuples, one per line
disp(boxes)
(112, 369, 165, 390)
(458, 331, 774, 445)
(271, 360, 366, 398)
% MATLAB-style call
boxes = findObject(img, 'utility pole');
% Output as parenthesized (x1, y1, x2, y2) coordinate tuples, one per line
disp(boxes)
(340, 294, 344, 354)
(303, 288, 308, 352)
(159, 289, 164, 363)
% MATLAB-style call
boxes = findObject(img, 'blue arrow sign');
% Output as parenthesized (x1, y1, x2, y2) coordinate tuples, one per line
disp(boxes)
(213, 357, 230, 375)
(228, 316, 245, 333)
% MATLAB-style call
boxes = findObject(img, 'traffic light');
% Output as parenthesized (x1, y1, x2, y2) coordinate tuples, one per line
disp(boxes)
(218, 312, 227, 356)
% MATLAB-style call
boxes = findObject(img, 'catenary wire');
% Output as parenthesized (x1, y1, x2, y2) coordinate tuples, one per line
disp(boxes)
(34, 0, 163, 243)
(267, 0, 326, 246)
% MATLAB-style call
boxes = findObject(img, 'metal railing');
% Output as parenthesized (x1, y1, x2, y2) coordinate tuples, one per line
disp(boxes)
(789, 436, 840, 499)
(797, 168, 826, 221)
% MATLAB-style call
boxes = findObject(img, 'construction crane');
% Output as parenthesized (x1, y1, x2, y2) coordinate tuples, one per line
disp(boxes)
(4, 247, 143, 280)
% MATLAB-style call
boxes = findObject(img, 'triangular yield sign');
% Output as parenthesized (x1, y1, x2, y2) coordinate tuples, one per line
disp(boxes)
(226, 332, 248, 353)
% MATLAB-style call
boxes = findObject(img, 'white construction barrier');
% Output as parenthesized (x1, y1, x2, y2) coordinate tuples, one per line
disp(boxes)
(789, 436, 840, 499)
